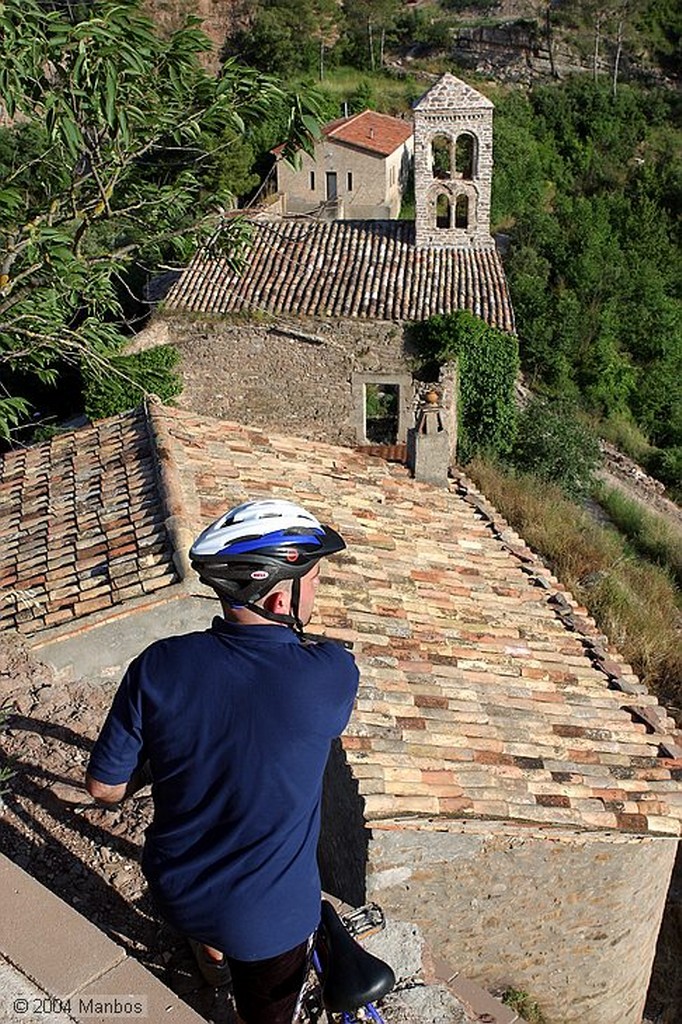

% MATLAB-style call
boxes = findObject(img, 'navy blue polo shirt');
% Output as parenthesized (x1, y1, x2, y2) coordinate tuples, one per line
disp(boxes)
(87, 619, 359, 960)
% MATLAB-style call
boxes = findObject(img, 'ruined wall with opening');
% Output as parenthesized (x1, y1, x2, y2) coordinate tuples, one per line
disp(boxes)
(144, 314, 419, 445)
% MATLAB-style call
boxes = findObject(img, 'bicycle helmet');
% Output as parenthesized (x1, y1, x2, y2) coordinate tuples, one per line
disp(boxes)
(190, 499, 345, 631)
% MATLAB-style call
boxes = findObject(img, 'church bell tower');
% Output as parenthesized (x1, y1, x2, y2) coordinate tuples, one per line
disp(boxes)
(413, 74, 494, 250)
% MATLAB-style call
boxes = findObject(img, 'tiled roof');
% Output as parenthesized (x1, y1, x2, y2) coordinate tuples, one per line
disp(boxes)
(147, 406, 682, 837)
(4, 403, 681, 835)
(0, 410, 176, 633)
(324, 110, 413, 157)
(164, 220, 515, 330)
(414, 73, 494, 111)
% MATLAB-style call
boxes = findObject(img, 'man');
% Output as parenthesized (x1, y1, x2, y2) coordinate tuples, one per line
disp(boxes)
(86, 499, 359, 1024)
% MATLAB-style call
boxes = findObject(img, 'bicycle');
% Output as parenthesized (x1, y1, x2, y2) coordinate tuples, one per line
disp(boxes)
(297, 899, 396, 1023)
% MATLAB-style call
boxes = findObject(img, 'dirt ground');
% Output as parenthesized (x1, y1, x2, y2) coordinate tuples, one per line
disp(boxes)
(0, 632, 241, 1024)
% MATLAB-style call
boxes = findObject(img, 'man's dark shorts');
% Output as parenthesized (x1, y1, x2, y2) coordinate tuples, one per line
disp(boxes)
(228, 938, 309, 1024)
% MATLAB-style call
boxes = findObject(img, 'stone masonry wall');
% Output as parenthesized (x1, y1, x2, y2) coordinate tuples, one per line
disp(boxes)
(364, 824, 677, 1024)
(159, 314, 418, 445)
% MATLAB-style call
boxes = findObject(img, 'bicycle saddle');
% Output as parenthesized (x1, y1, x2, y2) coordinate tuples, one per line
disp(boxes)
(317, 900, 396, 1013)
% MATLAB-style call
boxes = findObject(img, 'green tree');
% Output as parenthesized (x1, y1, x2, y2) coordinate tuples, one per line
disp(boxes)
(224, 0, 340, 79)
(341, 0, 400, 70)
(0, 0, 319, 439)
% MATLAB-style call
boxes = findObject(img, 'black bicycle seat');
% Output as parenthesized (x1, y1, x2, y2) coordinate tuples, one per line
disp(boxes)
(317, 900, 396, 1013)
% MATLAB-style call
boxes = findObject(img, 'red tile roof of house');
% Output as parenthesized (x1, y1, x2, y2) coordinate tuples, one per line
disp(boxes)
(324, 110, 413, 157)
(5, 405, 681, 836)
(164, 219, 515, 330)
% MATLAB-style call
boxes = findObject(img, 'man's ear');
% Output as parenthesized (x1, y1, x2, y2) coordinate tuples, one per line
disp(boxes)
(262, 587, 290, 614)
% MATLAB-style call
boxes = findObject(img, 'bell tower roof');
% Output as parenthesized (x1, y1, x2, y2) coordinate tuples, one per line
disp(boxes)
(414, 73, 494, 112)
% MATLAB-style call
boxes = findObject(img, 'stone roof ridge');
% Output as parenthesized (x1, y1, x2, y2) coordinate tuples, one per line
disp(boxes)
(143, 399, 200, 586)
(452, 471, 682, 748)
(413, 73, 494, 112)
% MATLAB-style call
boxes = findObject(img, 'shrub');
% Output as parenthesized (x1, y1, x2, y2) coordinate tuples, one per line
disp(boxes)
(646, 446, 682, 497)
(508, 397, 602, 497)
(501, 988, 548, 1024)
(83, 345, 182, 421)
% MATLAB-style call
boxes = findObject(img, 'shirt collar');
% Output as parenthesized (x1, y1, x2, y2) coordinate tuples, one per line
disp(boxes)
(210, 617, 301, 644)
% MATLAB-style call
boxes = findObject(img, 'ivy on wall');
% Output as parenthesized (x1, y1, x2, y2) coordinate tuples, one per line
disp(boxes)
(414, 310, 519, 463)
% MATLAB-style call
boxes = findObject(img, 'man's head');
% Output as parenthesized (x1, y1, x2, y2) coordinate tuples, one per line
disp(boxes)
(189, 499, 345, 631)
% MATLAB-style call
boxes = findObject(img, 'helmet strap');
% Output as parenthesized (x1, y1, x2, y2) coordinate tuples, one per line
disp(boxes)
(227, 577, 304, 634)
(290, 576, 304, 635)
(238, 601, 298, 628)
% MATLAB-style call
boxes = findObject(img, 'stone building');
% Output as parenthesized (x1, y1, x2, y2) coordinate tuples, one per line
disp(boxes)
(1, 404, 681, 1024)
(274, 109, 414, 221)
(148, 74, 513, 451)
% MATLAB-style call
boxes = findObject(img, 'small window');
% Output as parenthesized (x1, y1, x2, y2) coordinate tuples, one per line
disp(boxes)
(436, 193, 451, 229)
(347, 171, 353, 192)
(455, 133, 476, 179)
(455, 195, 469, 228)
(310, 171, 316, 191)
(432, 134, 452, 179)
(389, 166, 395, 187)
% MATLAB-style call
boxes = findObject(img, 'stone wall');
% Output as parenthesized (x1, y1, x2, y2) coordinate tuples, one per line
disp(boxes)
(159, 313, 419, 445)
(364, 823, 676, 1024)
(320, 749, 675, 1024)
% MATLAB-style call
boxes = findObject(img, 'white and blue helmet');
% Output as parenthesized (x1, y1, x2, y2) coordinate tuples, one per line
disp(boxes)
(190, 499, 345, 628)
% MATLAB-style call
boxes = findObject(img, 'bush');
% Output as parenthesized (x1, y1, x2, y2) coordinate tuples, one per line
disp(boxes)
(646, 446, 682, 495)
(413, 311, 519, 463)
(83, 345, 182, 420)
(508, 398, 602, 497)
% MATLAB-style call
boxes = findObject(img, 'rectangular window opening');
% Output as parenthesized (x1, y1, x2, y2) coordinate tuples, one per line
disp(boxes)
(310, 171, 316, 191)
(364, 383, 400, 444)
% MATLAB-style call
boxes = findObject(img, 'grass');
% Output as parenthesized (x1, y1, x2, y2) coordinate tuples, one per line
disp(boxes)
(501, 988, 548, 1024)
(593, 481, 682, 590)
(467, 457, 682, 717)
(595, 411, 657, 466)
(294, 66, 423, 115)
(0, 704, 15, 806)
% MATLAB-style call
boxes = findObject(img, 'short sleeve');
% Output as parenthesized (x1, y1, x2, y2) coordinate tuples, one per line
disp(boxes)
(87, 658, 145, 785)
(307, 642, 359, 738)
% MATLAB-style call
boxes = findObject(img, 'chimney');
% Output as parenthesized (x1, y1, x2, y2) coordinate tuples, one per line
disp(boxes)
(407, 390, 450, 487)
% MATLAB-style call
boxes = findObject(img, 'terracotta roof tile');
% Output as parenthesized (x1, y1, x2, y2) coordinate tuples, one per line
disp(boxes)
(0, 410, 176, 633)
(139, 404, 682, 837)
(4, 404, 682, 837)
(164, 220, 515, 331)
(324, 110, 413, 157)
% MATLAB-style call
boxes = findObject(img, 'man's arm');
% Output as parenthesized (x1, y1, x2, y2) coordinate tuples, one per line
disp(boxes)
(85, 772, 127, 805)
